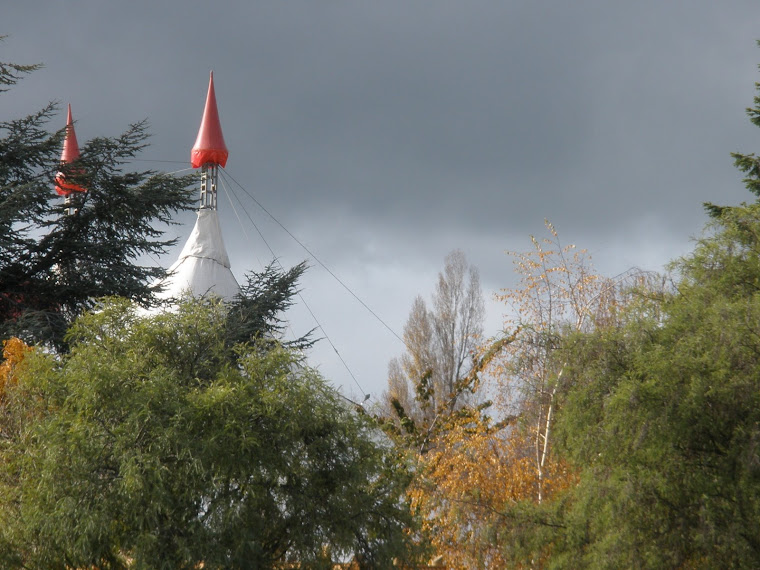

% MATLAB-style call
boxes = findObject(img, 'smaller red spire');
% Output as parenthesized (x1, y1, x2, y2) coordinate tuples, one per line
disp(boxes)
(55, 104, 86, 196)
(191, 71, 229, 168)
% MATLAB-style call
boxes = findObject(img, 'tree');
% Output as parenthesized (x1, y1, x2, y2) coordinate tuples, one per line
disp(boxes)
(225, 261, 315, 351)
(384, 249, 484, 439)
(379, 248, 573, 567)
(406, 412, 576, 570)
(531, 52, 760, 568)
(404, 227, 624, 568)
(490, 221, 634, 503)
(545, 209, 760, 567)
(399, 223, 652, 569)
(0, 296, 420, 569)
(0, 48, 195, 350)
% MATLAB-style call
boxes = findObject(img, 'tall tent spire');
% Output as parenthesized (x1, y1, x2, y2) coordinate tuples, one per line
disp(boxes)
(55, 104, 86, 197)
(60, 104, 80, 163)
(191, 71, 229, 169)
(150, 73, 239, 306)
(191, 71, 228, 210)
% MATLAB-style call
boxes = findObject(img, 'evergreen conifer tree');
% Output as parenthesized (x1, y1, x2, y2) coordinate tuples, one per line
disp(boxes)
(0, 49, 195, 350)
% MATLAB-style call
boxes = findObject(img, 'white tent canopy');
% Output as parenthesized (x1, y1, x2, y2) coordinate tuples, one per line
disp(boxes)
(153, 208, 240, 302)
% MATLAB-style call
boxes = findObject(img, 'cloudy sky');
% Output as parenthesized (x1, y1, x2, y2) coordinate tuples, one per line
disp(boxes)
(4, 1, 760, 400)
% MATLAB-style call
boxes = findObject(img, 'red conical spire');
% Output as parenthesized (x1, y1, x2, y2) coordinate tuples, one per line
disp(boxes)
(191, 71, 229, 168)
(55, 104, 86, 196)
(60, 104, 80, 163)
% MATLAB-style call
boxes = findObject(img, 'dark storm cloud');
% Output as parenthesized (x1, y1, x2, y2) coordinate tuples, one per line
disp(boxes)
(3, 1, 760, 395)
(5, 2, 757, 234)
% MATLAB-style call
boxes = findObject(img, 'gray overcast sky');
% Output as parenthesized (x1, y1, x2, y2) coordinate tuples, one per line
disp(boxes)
(4, 1, 760, 399)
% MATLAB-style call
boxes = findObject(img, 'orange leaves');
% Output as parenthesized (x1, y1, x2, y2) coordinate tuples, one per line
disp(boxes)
(409, 416, 576, 569)
(389, 226, 634, 564)
(0, 337, 32, 400)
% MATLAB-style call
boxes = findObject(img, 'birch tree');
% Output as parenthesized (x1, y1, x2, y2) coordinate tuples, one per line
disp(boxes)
(493, 221, 634, 502)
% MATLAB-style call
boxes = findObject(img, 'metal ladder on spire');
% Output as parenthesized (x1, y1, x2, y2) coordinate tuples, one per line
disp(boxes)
(199, 163, 219, 210)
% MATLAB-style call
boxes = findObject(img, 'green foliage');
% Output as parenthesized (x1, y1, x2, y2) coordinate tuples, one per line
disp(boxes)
(0, 46, 419, 569)
(0, 51, 195, 350)
(225, 261, 314, 351)
(483, 47, 760, 569)
(0, 298, 419, 568)
(0, 37, 41, 90)
(707, 41, 760, 216)
(536, 207, 760, 568)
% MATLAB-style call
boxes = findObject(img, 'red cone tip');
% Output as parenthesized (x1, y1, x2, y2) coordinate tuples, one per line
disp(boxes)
(60, 104, 81, 164)
(191, 71, 229, 168)
(55, 104, 86, 196)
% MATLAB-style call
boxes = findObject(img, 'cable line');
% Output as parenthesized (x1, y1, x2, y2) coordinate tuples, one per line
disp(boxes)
(218, 177, 266, 272)
(161, 167, 195, 176)
(221, 169, 406, 348)
(218, 172, 370, 400)
(133, 159, 189, 164)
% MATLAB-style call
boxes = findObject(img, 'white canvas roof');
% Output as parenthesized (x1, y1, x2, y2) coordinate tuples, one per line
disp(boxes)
(153, 208, 240, 302)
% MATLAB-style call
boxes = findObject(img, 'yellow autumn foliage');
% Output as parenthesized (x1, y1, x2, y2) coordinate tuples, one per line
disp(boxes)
(0, 337, 32, 400)
(409, 414, 576, 569)
(392, 224, 661, 567)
